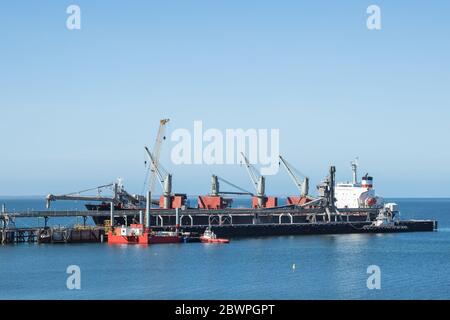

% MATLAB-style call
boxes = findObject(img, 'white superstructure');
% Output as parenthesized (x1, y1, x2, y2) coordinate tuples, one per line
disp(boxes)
(335, 159, 383, 209)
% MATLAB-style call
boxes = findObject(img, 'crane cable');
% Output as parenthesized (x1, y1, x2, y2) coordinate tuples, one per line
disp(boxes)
(64, 183, 114, 197)
(217, 177, 254, 195)
(142, 153, 151, 195)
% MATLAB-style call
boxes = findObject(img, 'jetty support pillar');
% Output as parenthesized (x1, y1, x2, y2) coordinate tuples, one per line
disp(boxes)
(110, 202, 114, 227)
(146, 191, 151, 228)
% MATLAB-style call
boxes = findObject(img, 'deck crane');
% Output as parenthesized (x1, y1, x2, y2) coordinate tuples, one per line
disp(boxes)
(198, 175, 253, 210)
(149, 119, 170, 195)
(144, 146, 172, 209)
(240, 152, 266, 208)
(279, 156, 310, 198)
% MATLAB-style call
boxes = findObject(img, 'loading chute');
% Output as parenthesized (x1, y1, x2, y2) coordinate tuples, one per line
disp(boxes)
(45, 179, 144, 209)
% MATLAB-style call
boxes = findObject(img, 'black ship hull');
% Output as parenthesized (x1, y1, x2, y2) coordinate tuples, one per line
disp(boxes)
(86, 203, 142, 226)
(87, 204, 375, 227)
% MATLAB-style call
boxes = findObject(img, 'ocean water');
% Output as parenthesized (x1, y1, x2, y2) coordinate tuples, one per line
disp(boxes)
(0, 197, 449, 300)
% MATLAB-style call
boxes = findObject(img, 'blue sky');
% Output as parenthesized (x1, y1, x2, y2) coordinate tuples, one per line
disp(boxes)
(1, 1, 449, 197)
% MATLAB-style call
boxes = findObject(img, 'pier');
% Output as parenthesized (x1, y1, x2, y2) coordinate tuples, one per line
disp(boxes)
(0, 226, 105, 244)
(1, 206, 379, 230)
(0, 206, 438, 244)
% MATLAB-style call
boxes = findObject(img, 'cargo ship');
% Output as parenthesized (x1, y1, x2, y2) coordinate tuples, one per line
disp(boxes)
(0, 119, 431, 243)
(46, 159, 394, 229)
(41, 119, 436, 238)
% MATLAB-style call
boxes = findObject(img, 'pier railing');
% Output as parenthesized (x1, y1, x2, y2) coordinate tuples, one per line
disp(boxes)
(1, 207, 380, 219)
(1, 210, 141, 218)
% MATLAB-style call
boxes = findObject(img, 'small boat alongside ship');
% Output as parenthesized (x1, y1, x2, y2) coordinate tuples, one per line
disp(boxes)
(200, 228, 230, 244)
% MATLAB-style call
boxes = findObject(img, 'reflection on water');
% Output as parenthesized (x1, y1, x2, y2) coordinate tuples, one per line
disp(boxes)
(0, 198, 449, 299)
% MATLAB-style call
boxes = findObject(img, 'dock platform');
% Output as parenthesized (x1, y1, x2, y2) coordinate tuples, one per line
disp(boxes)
(0, 227, 105, 244)
(0, 220, 437, 244)
(0, 206, 438, 244)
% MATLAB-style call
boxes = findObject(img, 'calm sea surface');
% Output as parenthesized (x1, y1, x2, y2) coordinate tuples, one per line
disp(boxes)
(0, 197, 449, 299)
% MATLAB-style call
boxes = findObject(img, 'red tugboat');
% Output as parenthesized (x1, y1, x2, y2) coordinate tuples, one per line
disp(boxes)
(200, 227, 230, 244)
(108, 224, 149, 245)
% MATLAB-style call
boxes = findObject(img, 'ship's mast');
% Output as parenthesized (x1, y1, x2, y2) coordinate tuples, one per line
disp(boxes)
(351, 158, 359, 184)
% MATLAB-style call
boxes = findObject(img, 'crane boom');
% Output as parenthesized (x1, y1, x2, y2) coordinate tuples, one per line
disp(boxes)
(149, 119, 170, 194)
(145, 145, 173, 209)
(46, 194, 114, 203)
(64, 183, 114, 196)
(279, 155, 309, 197)
(240, 152, 260, 193)
(240, 153, 265, 209)
(144, 146, 166, 190)
(46, 181, 119, 209)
